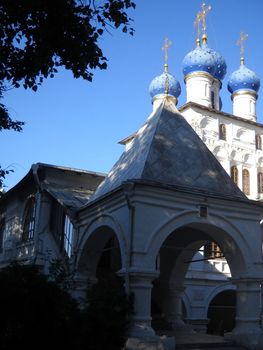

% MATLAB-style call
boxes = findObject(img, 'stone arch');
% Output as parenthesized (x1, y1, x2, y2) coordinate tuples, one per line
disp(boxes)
(213, 145, 229, 160)
(146, 211, 258, 334)
(205, 282, 236, 316)
(146, 211, 253, 277)
(200, 116, 215, 129)
(76, 214, 127, 278)
(243, 153, 253, 164)
(236, 127, 249, 141)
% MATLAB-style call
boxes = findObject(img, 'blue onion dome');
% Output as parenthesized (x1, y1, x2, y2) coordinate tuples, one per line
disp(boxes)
(149, 64, 181, 99)
(213, 50, 227, 80)
(182, 37, 226, 81)
(228, 61, 260, 94)
(182, 39, 216, 77)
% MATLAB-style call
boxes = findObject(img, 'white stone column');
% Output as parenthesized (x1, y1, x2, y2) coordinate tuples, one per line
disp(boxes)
(73, 272, 97, 306)
(229, 278, 262, 348)
(167, 284, 186, 330)
(126, 269, 159, 339)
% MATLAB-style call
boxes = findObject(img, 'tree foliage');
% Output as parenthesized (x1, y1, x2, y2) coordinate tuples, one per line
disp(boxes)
(0, 262, 79, 349)
(0, 263, 133, 350)
(78, 274, 134, 350)
(0, 0, 135, 187)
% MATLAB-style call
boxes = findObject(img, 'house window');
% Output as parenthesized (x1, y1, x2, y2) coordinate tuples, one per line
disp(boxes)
(204, 242, 222, 259)
(51, 201, 73, 257)
(0, 219, 5, 253)
(63, 215, 73, 257)
(219, 124, 226, 140)
(255, 134, 262, 150)
(22, 197, 36, 241)
(242, 169, 250, 195)
(258, 173, 263, 194)
(231, 166, 238, 185)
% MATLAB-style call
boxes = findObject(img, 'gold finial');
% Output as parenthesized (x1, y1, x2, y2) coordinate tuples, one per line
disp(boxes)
(236, 31, 248, 65)
(162, 38, 172, 94)
(199, 1, 212, 42)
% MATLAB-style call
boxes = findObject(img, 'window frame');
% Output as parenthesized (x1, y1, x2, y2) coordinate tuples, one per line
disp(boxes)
(231, 166, 238, 185)
(258, 172, 263, 194)
(255, 134, 262, 150)
(219, 123, 226, 141)
(22, 196, 36, 241)
(242, 169, 250, 195)
(51, 200, 74, 258)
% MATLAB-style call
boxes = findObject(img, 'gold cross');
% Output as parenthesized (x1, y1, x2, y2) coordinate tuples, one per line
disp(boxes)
(194, 11, 202, 39)
(162, 37, 172, 64)
(236, 31, 248, 59)
(200, 1, 211, 35)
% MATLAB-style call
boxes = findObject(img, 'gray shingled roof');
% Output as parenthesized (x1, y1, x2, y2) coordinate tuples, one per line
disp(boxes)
(91, 98, 246, 201)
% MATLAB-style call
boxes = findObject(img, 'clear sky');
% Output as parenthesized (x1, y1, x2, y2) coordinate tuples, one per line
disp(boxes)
(2, 0, 263, 190)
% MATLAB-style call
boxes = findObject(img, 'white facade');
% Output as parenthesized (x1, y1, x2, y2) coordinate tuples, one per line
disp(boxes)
(180, 102, 263, 201)
(175, 64, 263, 337)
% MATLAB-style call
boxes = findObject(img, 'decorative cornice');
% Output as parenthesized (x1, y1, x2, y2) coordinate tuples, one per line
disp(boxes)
(184, 70, 214, 82)
(232, 89, 257, 98)
(179, 101, 263, 129)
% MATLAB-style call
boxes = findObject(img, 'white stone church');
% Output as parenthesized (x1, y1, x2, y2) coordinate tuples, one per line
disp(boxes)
(1, 4, 263, 350)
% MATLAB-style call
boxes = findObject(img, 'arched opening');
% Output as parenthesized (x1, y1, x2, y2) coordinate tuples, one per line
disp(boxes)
(258, 172, 263, 194)
(150, 222, 245, 335)
(207, 290, 236, 335)
(231, 166, 238, 186)
(77, 225, 122, 286)
(96, 234, 122, 282)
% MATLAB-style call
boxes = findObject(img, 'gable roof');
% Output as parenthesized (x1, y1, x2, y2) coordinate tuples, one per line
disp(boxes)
(1, 163, 105, 210)
(91, 98, 246, 202)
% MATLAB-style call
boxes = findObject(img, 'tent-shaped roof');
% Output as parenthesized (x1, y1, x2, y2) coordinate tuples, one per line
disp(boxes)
(91, 98, 246, 202)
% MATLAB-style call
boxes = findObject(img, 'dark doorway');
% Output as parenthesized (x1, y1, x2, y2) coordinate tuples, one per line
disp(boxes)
(207, 290, 236, 335)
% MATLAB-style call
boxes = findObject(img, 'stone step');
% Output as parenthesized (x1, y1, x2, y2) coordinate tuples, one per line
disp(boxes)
(176, 342, 246, 349)
(157, 331, 247, 350)
(179, 348, 246, 350)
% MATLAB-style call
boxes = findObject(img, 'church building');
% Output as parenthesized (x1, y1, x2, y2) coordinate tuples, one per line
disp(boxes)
(1, 3, 263, 349)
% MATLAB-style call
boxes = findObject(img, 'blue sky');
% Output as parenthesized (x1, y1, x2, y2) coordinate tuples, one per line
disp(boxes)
(2, 0, 263, 190)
